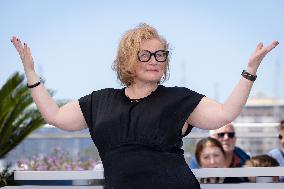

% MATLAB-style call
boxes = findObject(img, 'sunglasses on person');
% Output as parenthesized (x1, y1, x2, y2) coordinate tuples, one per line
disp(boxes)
(137, 50, 169, 62)
(279, 134, 283, 140)
(216, 132, 235, 139)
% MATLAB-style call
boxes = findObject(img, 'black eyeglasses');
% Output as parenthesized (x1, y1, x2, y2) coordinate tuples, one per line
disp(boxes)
(279, 134, 283, 140)
(217, 132, 235, 139)
(137, 50, 169, 62)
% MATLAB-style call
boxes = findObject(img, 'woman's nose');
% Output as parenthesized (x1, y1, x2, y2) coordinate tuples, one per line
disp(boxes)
(209, 157, 216, 165)
(148, 55, 157, 65)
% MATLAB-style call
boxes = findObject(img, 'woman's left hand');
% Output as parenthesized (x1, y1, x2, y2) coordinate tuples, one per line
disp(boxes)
(247, 41, 279, 74)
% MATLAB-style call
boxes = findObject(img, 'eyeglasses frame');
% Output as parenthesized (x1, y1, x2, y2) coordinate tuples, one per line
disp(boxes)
(137, 50, 169, 62)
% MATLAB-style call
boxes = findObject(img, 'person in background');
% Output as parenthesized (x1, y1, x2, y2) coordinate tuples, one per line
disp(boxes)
(244, 154, 279, 183)
(211, 123, 250, 167)
(195, 137, 244, 183)
(189, 123, 250, 168)
(267, 120, 284, 182)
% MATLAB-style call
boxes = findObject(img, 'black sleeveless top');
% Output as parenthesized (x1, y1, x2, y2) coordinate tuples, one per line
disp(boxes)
(79, 85, 204, 189)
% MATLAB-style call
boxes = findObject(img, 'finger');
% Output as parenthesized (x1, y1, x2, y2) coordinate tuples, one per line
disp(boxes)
(23, 43, 28, 60)
(10, 36, 16, 43)
(16, 38, 25, 53)
(255, 42, 263, 52)
(11, 36, 24, 56)
(11, 36, 19, 44)
(11, 36, 20, 49)
(253, 48, 268, 62)
(11, 36, 20, 48)
(266, 41, 279, 53)
(26, 43, 34, 63)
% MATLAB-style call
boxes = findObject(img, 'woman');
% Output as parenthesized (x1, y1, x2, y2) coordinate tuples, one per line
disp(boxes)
(195, 137, 226, 169)
(195, 137, 244, 183)
(11, 23, 278, 189)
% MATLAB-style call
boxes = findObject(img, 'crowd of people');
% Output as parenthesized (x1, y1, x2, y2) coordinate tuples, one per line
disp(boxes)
(189, 120, 284, 183)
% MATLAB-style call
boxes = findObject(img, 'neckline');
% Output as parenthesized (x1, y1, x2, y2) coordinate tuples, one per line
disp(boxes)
(123, 85, 161, 103)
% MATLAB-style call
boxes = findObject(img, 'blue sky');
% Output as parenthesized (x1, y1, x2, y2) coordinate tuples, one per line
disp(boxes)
(1, 0, 283, 102)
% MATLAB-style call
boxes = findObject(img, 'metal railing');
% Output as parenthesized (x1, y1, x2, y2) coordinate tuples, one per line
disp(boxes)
(2, 167, 284, 189)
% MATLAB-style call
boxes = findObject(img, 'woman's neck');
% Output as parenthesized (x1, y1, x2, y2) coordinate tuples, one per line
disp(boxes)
(126, 82, 158, 99)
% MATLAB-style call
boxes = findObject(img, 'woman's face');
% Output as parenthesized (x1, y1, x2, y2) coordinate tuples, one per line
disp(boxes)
(199, 145, 226, 168)
(134, 38, 166, 84)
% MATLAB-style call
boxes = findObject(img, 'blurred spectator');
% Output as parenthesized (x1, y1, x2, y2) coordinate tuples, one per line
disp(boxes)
(195, 137, 244, 183)
(267, 120, 284, 182)
(189, 123, 250, 168)
(244, 154, 279, 183)
(195, 137, 226, 169)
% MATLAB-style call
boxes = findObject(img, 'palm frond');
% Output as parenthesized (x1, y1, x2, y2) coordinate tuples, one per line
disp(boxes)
(0, 71, 63, 159)
(0, 72, 24, 134)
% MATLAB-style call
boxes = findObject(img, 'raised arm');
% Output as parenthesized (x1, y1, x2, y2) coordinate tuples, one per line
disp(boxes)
(188, 41, 279, 130)
(11, 36, 87, 131)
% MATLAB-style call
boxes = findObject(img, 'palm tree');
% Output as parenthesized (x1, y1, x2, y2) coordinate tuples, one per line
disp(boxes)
(0, 72, 55, 158)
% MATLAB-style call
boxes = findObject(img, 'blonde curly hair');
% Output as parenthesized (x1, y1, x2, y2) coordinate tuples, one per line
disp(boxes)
(112, 23, 170, 86)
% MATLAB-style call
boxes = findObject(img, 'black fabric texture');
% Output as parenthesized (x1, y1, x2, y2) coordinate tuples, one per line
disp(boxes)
(79, 85, 204, 189)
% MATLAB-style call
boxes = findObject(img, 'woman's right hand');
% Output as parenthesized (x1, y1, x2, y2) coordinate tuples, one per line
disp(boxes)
(10, 36, 88, 131)
(11, 36, 35, 73)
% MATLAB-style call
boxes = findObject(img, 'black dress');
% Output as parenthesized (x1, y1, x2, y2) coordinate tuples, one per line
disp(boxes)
(79, 85, 204, 189)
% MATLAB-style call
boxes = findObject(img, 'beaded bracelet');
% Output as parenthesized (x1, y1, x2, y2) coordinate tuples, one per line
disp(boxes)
(241, 70, 257, 81)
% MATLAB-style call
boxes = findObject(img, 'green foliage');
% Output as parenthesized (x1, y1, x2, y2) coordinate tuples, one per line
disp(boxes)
(0, 72, 54, 159)
(0, 164, 14, 187)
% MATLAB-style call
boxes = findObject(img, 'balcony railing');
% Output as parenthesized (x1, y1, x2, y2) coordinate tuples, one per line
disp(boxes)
(2, 167, 284, 189)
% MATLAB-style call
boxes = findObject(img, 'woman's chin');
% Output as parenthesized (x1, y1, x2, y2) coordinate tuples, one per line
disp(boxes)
(135, 73, 163, 84)
(146, 73, 163, 81)
(147, 77, 161, 83)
